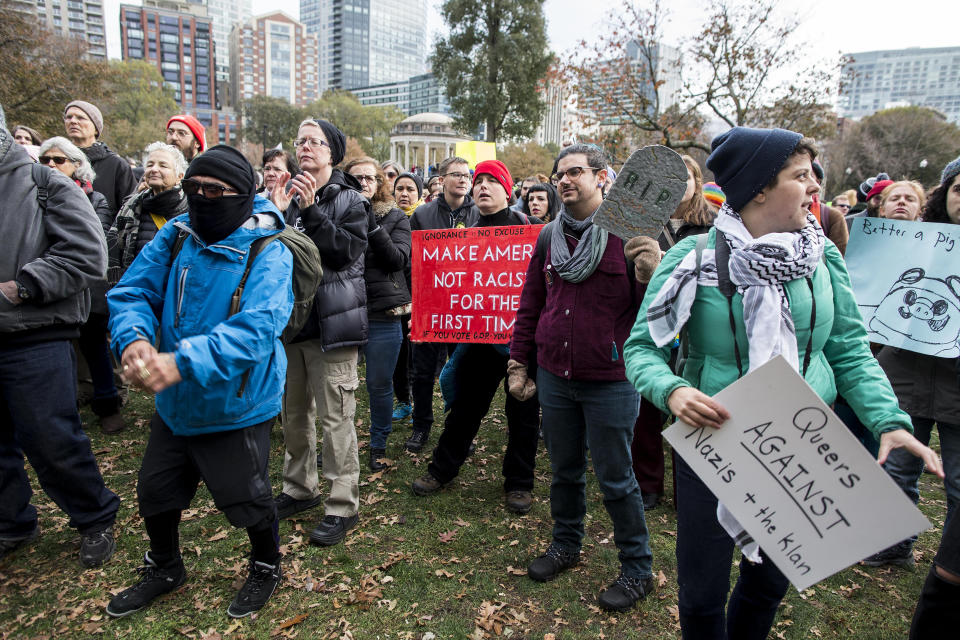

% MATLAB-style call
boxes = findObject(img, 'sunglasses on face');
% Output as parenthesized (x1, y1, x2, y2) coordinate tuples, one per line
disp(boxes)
(385, 171, 398, 179)
(181, 178, 238, 199)
(39, 155, 70, 165)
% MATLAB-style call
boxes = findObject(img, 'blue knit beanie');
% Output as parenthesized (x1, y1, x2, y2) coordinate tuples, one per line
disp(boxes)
(706, 127, 803, 212)
(942, 155, 960, 186)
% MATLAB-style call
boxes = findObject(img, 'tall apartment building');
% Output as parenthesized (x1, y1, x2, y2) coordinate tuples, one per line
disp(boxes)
(301, 0, 428, 92)
(9, 0, 108, 59)
(839, 47, 960, 123)
(229, 12, 320, 108)
(203, 0, 252, 102)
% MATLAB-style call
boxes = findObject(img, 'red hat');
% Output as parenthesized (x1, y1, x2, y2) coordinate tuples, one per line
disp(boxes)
(866, 179, 893, 201)
(473, 159, 513, 198)
(166, 115, 207, 152)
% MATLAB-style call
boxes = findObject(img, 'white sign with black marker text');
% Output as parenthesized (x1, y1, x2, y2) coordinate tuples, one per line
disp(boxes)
(663, 356, 931, 591)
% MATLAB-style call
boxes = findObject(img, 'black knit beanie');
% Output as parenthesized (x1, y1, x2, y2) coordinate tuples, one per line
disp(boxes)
(706, 127, 803, 212)
(395, 171, 423, 198)
(311, 118, 346, 166)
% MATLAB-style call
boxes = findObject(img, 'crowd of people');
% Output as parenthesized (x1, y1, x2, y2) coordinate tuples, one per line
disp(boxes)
(1, 98, 957, 637)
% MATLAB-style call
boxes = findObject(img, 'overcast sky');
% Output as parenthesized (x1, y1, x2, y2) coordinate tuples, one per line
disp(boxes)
(105, 0, 955, 74)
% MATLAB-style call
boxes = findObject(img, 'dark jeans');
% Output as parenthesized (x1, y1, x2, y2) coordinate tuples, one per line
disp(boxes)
(393, 314, 411, 405)
(411, 341, 453, 434)
(0, 340, 119, 537)
(364, 319, 403, 449)
(675, 455, 789, 639)
(537, 369, 652, 578)
(428, 345, 539, 492)
(632, 398, 666, 495)
(76, 312, 119, 408)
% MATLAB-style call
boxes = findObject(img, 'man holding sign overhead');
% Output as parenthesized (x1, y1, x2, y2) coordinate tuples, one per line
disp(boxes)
(624, 127, 942, 639)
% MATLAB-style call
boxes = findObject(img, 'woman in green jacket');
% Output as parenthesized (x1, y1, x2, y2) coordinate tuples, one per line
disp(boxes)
(623, 127, 942, 640)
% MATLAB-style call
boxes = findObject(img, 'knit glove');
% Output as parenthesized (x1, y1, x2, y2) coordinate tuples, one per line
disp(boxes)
(506, 359, 537, 401)
(624, 235, 662, 283)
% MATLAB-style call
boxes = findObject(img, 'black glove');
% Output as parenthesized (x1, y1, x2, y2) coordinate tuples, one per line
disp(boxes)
(366, 204, 380, 234)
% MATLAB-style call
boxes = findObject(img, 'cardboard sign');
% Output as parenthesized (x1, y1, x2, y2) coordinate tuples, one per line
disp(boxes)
(410, 225, 543, 343)
(846, 217, 960, 357)
(663, 356, 930, 591)
(594, 145, 688, 240)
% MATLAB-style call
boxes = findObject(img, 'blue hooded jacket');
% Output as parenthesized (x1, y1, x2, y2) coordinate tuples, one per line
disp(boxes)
(108, 195, 294, 435)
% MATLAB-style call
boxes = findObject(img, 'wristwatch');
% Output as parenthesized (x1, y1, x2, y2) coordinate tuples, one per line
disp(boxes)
(15, 281, 31, 301)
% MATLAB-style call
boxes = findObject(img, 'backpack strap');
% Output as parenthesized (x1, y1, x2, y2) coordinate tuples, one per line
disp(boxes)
(169, 229, 188, 266)
(678, 233, 710, 368)
(31, 163, 50, 213)
(714, 228, 744, 377)
(229, 234, 280, 315)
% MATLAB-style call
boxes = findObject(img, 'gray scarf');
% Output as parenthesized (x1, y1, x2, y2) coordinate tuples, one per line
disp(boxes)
(549, 207, 609, 283)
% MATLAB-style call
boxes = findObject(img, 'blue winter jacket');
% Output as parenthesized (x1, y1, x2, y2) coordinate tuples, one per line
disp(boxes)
(107, 195, 294, 435)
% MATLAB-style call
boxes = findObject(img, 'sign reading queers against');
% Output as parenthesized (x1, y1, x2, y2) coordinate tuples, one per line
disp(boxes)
(593, 145, 688, 240)
(846, 217, 960, 357)
(663, 357, 930, 591)
(410, 226, 543, 343)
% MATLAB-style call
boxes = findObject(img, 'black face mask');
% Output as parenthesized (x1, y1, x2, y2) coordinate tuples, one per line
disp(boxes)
(187, 193, 254, 245)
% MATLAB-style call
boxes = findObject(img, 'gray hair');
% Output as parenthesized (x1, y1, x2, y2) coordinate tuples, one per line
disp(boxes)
(143, 141, 187, 175)
(38, 136, 96, 183)
(381, 160, 403, 175)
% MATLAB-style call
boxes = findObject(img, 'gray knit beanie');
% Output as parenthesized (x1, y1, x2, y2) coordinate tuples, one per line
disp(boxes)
(942, 155, 960, 186)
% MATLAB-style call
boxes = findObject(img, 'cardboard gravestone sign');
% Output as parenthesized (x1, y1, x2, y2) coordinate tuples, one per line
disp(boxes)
(594, 145, 688, 240)
(663, 356, 930, 591)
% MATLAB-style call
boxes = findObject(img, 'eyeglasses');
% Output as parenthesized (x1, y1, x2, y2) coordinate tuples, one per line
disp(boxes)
(166, 128, 192, 139)
(293, 137, 330, 149)
(39, 155, 71, 165)
(552, 166, 598, 182)
(384, 171, 398, 179)
(443, 172, 471, 182)
(351, 174, 379, 184)
(835, 204, 850, 210)
(181, 178, 238, 199)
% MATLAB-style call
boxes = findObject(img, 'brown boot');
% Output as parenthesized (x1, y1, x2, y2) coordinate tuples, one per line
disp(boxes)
(100, 412, 126, 434)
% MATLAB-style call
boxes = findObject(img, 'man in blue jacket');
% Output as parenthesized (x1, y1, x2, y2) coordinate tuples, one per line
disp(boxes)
(105, 146, 294, 619)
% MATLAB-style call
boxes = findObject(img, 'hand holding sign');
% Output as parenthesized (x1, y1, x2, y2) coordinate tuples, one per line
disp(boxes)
(594, 145, 688, 241)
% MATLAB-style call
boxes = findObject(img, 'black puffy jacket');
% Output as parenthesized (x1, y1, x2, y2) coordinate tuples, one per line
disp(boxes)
(82, 142, 138, 216)
(364, 200, 411, 316)
(285, 169, 370, 349)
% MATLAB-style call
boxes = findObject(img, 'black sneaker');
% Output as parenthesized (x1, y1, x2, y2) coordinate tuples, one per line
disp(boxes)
(0, 528, 38, 563)
(405, 429, 429, 453)
(227, 557, 283, 618)
(862, 542, 915, 567)
(308, 514, 359, 547)
(527, 543, 581, 582)
(274, 492, 323, 519)
(80, 526, 117, 568)
(369, 447, 387, 471)
(105, 552, 186, 617)
(598, 573, 655, 611)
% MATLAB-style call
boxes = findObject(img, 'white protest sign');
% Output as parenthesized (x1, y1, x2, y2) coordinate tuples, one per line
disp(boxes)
(663, 356, 930, 591)
(846, 217, 960, 357)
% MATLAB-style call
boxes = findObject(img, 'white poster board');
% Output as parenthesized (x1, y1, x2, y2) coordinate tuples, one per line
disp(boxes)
(846, 217, 960, 357)
(663, 356, 930, 591)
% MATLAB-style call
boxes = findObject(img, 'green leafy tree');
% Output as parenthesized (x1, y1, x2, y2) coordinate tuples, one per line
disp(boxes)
(431, 0, 552, 142)
(499, 142, 555, 181)
(240, 95, 306, 150)
(99, 60, 179, 158)
(307, 91, 404, 161)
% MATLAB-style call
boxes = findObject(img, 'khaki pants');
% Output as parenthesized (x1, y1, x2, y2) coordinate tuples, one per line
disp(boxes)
(281, 341, 360, 517)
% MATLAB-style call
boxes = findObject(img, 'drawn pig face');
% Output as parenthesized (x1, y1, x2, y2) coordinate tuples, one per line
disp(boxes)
(870, 268, 960, 347)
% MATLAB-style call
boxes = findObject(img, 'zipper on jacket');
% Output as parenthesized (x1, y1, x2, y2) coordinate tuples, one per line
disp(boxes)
(175, 265, 190, 328)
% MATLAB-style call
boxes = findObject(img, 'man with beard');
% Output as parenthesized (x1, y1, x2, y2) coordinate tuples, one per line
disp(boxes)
(105, 146, 293, 619)
(165, 115, 207, 164)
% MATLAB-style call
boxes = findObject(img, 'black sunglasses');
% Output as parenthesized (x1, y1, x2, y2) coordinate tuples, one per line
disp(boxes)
(40, 155, 70, 165)
(181, 178, 237, 199)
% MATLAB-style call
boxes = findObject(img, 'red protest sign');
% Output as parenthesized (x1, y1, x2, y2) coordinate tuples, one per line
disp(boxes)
(410, 225, 544, 343)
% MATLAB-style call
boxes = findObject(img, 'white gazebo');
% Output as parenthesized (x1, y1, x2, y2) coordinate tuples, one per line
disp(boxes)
(389, 113, 471, 171)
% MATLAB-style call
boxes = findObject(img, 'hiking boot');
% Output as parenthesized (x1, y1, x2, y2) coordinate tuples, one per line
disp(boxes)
(105, 552, 186, 617)
(862, 542, 915, 567)
(0, 528, 38, 563)
(505, 490, 533, 514)
(527, 543, 581, 582)
(642, 491, 663, 511)
(274, 492, 323, 520)
(405, 429, 429, 453)
(227, 557, 283, 618)
(598, 573, 655, 611)
(369, 448, 387, 472)
(100, 412, 126, 434)
(309, 514, 359, 547)
(392, 402, 412, 421)
(80, 526, 116, 568)
(411, 473, 445, 496)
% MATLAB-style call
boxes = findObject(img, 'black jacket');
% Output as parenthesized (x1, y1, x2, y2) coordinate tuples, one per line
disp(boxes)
(82, 142, 138, 216)
(410, 194, 478, 231)
(365, 200, 411, 316)
(285, 169, 370, 349)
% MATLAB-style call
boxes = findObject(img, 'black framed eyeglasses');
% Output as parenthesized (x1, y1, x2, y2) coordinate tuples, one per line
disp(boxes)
(181, 178, 237, 199)
(552, 166, 598, 182)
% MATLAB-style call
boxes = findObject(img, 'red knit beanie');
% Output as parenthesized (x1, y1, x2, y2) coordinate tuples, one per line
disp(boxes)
(167, 115, 207, 152)
(866, 179, 893, 201)
(473, 159, 513, 198)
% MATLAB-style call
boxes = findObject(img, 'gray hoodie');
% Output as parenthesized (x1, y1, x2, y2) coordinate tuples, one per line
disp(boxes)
(0, 127, 107, 340)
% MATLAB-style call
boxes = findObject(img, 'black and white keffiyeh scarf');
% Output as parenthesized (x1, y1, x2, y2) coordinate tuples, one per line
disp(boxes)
(647, 203, 825, 373)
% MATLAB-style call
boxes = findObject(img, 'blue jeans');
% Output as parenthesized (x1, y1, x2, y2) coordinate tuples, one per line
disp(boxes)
(675, 455, 789, 639)
(537, 369, 652, 579)
(0, 340, 119, 537)
(884, 416, 960, 537)
(364, 319, 403, 449)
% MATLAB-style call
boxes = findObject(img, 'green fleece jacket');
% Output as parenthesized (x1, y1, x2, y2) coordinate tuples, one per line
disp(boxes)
(623, 228, 911, 437)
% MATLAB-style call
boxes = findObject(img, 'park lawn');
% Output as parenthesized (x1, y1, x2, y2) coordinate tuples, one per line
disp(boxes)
(0, 376, 947, 640)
